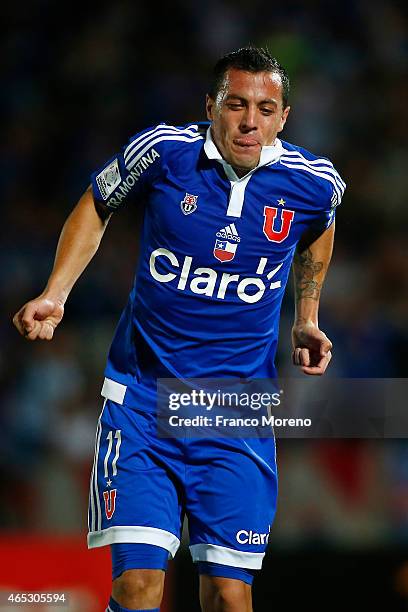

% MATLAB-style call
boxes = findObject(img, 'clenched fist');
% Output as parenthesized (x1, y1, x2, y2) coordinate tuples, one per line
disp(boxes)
(13, 297, 64, 341)
(292, 321, 332, 376)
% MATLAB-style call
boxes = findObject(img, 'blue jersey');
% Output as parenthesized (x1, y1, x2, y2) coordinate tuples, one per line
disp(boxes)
(91, 123, 345, 412)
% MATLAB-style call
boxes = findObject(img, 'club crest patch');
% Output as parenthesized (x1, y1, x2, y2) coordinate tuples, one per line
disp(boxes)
(180, 193, 198, 215)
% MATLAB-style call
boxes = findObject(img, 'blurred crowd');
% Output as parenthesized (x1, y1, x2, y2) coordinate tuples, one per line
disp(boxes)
(1, 0, 408, 550)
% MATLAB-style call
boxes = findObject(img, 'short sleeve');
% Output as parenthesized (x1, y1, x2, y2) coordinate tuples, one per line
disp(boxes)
(323, 165, 346, 229)
(91, 125, 163, 212)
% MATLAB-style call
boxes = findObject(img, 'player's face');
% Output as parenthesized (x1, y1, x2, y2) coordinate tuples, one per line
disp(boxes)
(206, 68, 290, 176)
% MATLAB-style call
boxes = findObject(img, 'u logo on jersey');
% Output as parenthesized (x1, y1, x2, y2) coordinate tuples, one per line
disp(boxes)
(103, 489, 117, 519)
(263, 206, 295, 243)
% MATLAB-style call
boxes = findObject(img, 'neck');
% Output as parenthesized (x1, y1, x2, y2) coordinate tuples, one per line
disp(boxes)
(232, 165, 255, 179)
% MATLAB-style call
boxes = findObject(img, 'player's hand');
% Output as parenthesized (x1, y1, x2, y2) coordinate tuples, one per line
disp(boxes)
(12, 296, 64, 341)
(291, 321, 332, 376)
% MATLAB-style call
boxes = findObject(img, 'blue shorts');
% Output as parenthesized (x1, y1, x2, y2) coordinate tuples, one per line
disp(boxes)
(87, 389, 277, 571)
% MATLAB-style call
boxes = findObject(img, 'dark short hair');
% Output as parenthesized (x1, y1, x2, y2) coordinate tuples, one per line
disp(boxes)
(209, 46, 290, 108)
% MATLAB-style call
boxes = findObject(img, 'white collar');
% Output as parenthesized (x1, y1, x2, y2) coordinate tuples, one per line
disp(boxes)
(204, 126, 284, 181)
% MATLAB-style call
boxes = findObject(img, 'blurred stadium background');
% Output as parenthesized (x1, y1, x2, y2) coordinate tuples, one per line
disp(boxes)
(2, 0, 408, 609)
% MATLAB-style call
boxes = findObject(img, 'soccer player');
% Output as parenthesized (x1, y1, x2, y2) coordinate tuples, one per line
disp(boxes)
(13, 47, 345, 612)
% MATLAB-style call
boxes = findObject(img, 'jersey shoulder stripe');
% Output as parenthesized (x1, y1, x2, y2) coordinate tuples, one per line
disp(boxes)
(126, 133, 204, 171)
(124, 124, 202, 167)
(279, 159, 345, 204)
(124, 124, 200, 160)
(124, 123, 200, 157)
(280, 157, 346, 194)
(278, 141, 346, 205)
(279, 141, 344, 176)
(280, 150, 346, 190)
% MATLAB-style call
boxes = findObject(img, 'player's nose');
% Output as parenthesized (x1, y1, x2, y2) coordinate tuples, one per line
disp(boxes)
(240, 105, 258, 131)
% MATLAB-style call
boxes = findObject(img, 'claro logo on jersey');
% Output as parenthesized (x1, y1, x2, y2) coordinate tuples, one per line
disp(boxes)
(149, 248, 283, 304)
(236, 528, 270, 545)
(214, 223, 241, 262)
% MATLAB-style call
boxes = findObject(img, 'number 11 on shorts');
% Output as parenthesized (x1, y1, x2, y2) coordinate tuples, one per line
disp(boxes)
(104, 430, 122, 477)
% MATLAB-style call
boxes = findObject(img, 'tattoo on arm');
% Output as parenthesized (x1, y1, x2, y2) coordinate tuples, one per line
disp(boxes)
(293, 247, 324, 302)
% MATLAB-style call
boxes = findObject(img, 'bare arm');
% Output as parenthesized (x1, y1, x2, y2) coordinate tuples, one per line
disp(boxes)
(291, 222, 335, 375)
(13, 188, 111, 340)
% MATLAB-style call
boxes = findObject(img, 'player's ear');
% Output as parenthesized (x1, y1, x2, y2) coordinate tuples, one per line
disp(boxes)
(206, 94, 215, 121)
(278, 106, 290, 133)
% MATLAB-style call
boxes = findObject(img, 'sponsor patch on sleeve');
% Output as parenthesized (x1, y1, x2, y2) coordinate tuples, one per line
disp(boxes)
(95, 159, 122, 200)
